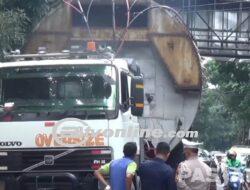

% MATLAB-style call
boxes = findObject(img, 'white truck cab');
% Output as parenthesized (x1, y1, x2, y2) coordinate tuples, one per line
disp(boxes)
(0, 55, 144, 190)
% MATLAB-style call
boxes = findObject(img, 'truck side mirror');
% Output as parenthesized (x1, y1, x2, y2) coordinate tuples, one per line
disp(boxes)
(131, 77, 144, 116)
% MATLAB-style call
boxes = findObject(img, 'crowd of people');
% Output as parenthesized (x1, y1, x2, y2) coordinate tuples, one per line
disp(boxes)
(94, 139, 213, 190)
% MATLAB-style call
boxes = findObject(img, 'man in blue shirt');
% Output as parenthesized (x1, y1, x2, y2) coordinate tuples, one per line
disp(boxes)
(139, 142, 176, 190)
(94, 142, 137, 190)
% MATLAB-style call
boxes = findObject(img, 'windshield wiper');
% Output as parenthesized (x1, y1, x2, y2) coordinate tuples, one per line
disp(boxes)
(62, 109, 89, 119)
(73, 104, 108, 109)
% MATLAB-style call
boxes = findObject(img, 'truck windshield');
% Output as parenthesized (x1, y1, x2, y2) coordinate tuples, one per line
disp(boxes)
(0, 64, 117, 121)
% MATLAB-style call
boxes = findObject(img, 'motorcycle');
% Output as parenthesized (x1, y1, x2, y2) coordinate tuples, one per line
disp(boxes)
(227, 167, 244, 190)
(243, 167, 250, 190)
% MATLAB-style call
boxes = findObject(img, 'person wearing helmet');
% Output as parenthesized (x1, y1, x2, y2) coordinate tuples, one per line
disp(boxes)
(226, 150, 241, 168)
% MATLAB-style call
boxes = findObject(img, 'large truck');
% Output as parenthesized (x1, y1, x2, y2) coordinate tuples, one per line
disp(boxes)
(0, 0, 202, 189)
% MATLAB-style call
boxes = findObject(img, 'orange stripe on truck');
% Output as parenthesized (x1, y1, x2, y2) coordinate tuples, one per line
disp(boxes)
(135, 103, 144, 108)
(136, 84, 144, 89)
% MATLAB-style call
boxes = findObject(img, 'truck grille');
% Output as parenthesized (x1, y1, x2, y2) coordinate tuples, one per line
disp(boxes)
(0, 147, 112, 173)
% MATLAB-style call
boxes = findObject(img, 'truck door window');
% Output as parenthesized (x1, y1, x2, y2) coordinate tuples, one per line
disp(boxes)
(121, 72, 129, 112)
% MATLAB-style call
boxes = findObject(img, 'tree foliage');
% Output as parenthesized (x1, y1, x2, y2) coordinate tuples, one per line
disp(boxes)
(207, 61, 250, 121)
(193, 88, 238, 150)
(0, 6, 27, 57)
(193, 60, 250, 150)
(0, 0, 60, 59)
(1, 0, 58, 25)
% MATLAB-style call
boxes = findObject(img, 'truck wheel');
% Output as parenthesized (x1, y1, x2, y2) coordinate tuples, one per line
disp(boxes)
(166, 142, 185, 170)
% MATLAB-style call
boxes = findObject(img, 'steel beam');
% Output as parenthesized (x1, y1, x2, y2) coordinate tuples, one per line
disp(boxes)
(196, 39, 250, 45)
(198, 46, 250, 52)
(200, 52, 250, 59)
(195, 12, 223, 42)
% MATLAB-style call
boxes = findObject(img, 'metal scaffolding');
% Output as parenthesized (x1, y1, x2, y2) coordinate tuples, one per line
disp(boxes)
(161, 0, 250, 59)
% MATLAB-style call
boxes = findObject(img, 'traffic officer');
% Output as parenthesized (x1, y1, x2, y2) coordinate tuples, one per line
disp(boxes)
(176, 139, 212, 190)
(94, 142, 137, 190)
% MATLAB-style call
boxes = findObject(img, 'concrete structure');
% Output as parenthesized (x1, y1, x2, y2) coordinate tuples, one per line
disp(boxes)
(24, 0, 202, 162)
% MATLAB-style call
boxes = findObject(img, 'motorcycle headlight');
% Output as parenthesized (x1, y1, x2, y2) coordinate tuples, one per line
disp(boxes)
(230, 176, 239, 183)
(233, 183, 238, 188)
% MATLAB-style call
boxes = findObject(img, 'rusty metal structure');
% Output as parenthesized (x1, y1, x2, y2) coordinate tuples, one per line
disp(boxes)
(160, 0, 250, 59)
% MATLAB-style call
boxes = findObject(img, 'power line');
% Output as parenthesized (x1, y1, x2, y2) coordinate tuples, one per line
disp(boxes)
(63, 0, 94, 41)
